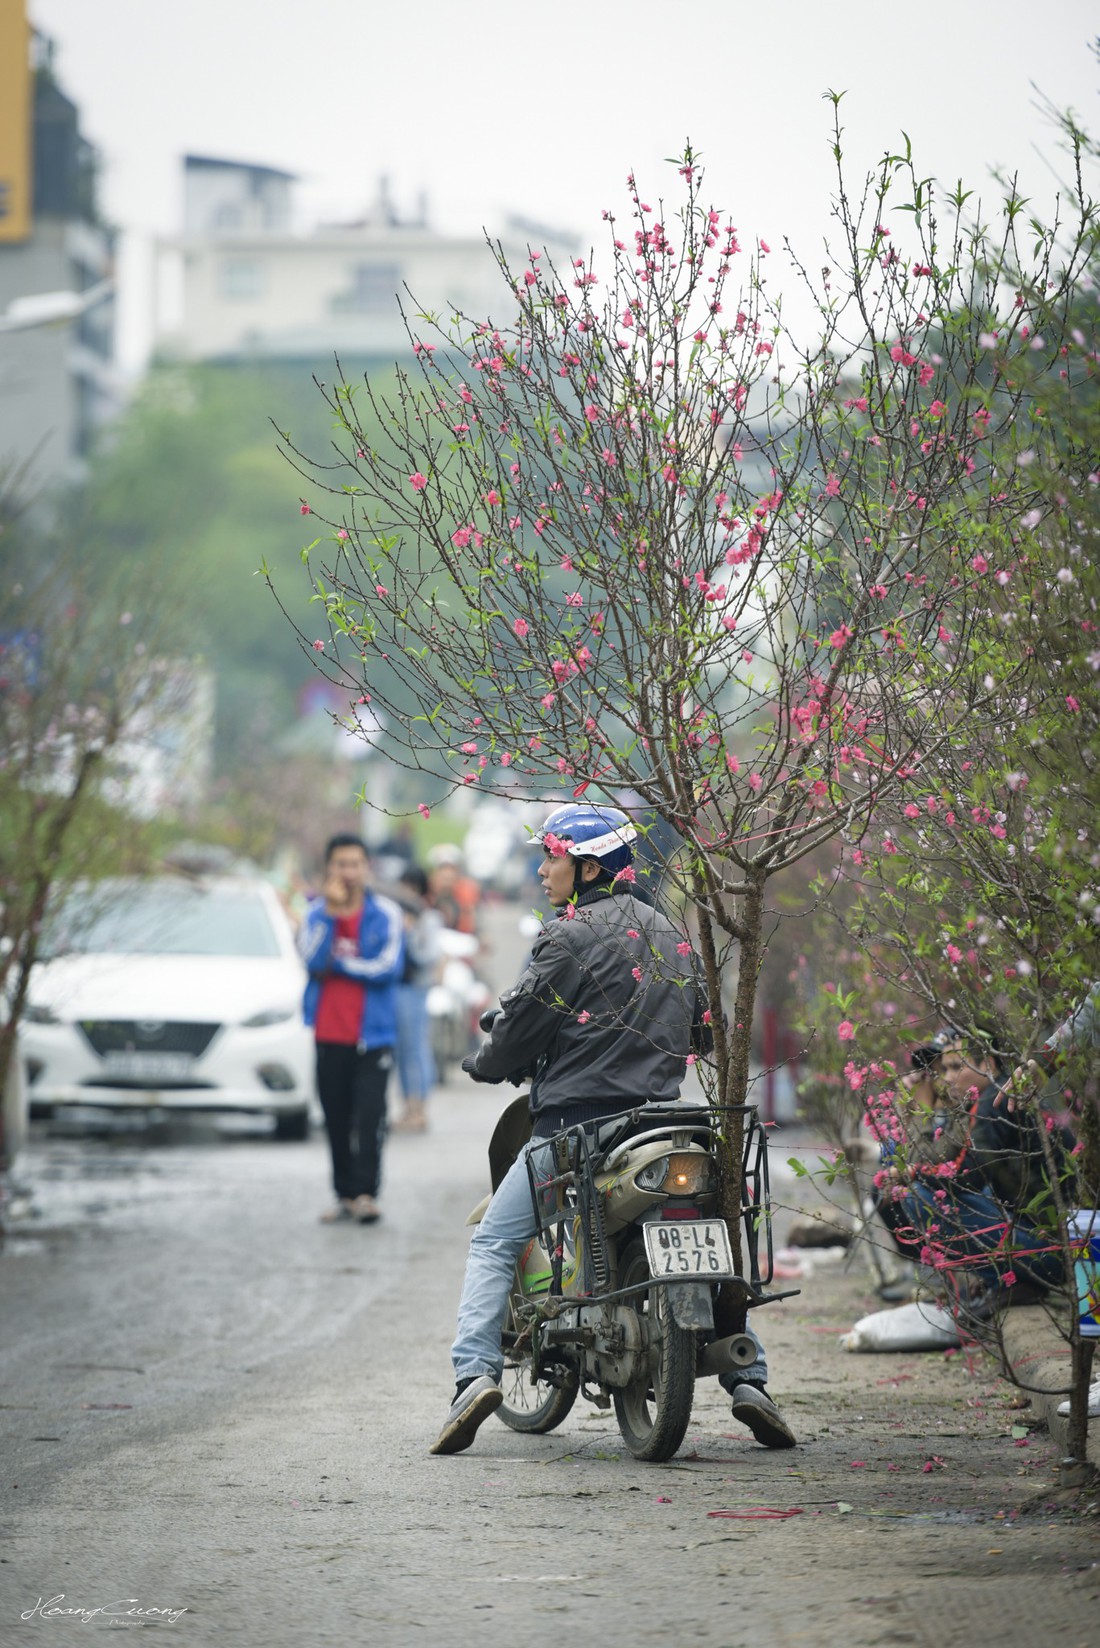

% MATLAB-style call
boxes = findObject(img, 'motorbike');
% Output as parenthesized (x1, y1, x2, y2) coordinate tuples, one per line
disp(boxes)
(468, 1078, 793, 1463)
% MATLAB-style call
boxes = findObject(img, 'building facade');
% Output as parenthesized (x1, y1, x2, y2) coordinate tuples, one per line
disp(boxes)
(0, 13, 117, 500)
(159, 157, 575, 364)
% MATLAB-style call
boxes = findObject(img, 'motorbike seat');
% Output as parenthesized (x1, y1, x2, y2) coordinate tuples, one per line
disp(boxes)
(588, 1101, 714, 1163)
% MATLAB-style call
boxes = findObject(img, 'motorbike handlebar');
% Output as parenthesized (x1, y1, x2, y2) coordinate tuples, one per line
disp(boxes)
(477, 1003, 535, 1084)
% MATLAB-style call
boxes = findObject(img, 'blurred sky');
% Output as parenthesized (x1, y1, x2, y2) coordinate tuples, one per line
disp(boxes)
(29, 0, 1100, 373)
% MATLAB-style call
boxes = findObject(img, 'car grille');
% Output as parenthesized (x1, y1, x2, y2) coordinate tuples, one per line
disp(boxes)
(80, 1077, 218, 1091)
(79, 1020, 221, 1059)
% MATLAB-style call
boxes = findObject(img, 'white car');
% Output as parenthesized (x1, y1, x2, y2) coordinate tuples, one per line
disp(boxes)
(22, 875, 315, 1139)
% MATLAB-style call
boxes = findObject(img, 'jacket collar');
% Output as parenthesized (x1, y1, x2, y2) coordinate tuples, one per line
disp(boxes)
(560, 883, 617, 916)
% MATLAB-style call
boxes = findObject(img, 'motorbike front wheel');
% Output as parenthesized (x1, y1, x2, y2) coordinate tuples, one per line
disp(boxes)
(496, 1280, 578, 1435)
(612, 1239, 696, 1462)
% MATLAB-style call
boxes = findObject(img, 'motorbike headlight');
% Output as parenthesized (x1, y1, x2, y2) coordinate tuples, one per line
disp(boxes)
(634, 1152, 712, 1195)
(23, 1002, 61, 1025)
(242, 1006, 297, 1028)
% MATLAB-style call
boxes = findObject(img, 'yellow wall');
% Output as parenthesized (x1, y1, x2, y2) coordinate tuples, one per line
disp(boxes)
(0, 0, 31, 243)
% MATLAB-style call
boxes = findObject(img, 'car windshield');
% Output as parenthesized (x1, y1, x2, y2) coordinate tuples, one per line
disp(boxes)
(41, 881, 282, 960)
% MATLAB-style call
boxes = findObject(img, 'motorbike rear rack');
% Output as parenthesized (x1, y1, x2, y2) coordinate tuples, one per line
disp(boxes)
(524, 1102, 776, 1303)
(527, 1124, 614, 1297)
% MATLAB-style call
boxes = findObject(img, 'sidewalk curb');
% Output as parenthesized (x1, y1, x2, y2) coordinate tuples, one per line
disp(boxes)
(999, 1305, 1100, 1468)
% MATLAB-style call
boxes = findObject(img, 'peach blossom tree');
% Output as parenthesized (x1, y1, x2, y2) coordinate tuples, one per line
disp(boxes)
(270, 116, 1099, 1324)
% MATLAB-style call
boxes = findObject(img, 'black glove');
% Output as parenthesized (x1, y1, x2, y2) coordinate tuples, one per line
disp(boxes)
(461, 1054, 503, 1085)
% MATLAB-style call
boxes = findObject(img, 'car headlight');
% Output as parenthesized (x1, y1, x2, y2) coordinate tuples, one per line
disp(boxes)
(241, 1007, 297, 1028)
(633, 1152, 713, 1195)
(23, 1002, 61, 1025)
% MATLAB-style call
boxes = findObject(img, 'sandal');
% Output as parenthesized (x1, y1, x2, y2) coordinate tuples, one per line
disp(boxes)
(393, 1101, 429, 1133)
(320, 1201, 355, 1224)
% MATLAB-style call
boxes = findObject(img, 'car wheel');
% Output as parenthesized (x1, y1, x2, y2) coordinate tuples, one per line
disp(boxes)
(273, 1108, 310, 1142)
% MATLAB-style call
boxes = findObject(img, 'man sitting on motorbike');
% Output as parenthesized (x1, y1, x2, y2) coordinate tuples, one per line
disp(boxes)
(430, 802, 795, 1455)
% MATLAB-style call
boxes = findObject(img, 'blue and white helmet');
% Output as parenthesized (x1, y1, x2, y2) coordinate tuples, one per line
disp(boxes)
(531, 803, 637, 877)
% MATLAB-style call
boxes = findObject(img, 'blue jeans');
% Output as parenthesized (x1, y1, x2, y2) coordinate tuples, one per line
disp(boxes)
(898, 1182, 1064, 1292)
(451, 1144, 769, 1388)
(395, 984, 436, 1101)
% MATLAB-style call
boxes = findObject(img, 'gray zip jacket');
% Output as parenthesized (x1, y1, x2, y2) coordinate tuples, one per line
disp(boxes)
(470, 885, 706, 1121)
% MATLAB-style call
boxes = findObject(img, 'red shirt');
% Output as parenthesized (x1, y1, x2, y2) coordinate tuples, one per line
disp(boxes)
(314, 912, 367, 1044)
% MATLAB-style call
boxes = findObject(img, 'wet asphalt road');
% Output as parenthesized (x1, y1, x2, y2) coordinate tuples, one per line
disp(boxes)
(0, 1090, 508, 1642)
(3, 1094, 1099, 1646)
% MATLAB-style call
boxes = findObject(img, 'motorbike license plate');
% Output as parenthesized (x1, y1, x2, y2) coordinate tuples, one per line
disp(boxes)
(643, 1220, 735, 1279)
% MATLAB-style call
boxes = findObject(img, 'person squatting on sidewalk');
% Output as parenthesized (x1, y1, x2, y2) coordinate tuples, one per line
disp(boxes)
(430, 803, 795, 1456)
(872, 1028, 1073, 1318)
(298, 834, 405, 1225)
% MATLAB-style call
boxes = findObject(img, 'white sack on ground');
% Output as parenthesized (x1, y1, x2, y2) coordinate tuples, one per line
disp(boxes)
(839, 1299, 961, 1353)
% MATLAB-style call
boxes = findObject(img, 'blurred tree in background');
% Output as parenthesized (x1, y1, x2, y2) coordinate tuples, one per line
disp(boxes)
(0, 470, 187, 1161)
(84, 364, 337, 760)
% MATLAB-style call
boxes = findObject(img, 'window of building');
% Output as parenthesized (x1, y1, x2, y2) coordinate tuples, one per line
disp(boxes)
(220, 257, 266, 300)
(329, 262, 402, 315)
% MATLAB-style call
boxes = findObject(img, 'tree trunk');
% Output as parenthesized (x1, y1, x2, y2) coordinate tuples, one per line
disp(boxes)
(0, 745, 103, 1168)
(1065, 1335, 1096, 1467)
(714, 875, 766, 1335)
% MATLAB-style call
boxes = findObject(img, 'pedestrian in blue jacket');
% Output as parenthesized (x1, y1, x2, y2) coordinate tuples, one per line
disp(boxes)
(298, 834, 404, 1224)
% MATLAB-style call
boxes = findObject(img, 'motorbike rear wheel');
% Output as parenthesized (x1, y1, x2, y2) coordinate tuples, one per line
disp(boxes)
(612, 1239, 696, 1462)
(496, 1280, 578, 1435)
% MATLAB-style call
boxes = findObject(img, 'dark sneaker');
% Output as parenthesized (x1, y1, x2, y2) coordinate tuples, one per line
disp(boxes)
(729, 1382, 797, 1449)
(429, 1376, 503, 1456)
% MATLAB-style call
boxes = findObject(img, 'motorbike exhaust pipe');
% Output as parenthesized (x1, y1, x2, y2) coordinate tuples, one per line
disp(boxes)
(697, 1333, 759, 1379)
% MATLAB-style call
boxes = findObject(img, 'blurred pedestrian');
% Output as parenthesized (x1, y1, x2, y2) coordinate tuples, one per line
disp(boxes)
(372, 821, 416, 888)
(392, 865, 443, 1133)
(298, 834, 405, 1224)
(427, 843, 481, 936)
